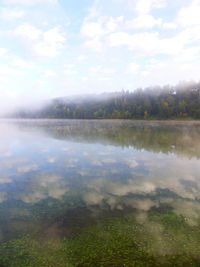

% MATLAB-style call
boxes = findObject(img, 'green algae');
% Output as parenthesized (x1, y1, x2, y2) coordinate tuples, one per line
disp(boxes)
(1, 211, 200, 267)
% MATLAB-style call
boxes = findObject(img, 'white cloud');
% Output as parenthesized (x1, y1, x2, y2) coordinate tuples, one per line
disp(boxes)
(43, 27, 65, 44)
(15, 23, 42, 40)
(34, 27, 66, 57)
(126, 14, 162, 29)
(64, 69, 77, 75)
(135, 0, 166, 15)
(174, 46, 200, 63)
(0, 65, 24, 75)
(81, 21, 105, 38)
(3, 0, 57, 5)
(43, 69, 56, 77)
(81, 14, 124, 52)
(140, 70, 150, 76)
(108, 31, 161, 53)
(89, 65, 102, 72)
(177, 1, 200, 27)
(145, 58, 165, 69)
(162, 22, 177, 29)
(15, 24, 66, 57)
(81, 76, 88, 81)
(64, 64, 77, 75)
(81, 16, 123, 38)
(178, 26, 200, 45)
(84, 37, 103, 51)
(105, 16, 121, 32)
(108, 27, 200, 56)
(0, 48, 8, 56)
(0, 7, 25, 20)
(102, 68, 115, 74)
(98, 77, 111, 81)
(127, 62, 140, 73)
(77, 55, 88, 61)
(11, 58, 34, 68)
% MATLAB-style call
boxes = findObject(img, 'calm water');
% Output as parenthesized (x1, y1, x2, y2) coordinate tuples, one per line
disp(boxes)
(1, 119, 200, 266)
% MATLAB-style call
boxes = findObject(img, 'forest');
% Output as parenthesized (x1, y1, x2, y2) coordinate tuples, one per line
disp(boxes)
(13, 81, 200, 119)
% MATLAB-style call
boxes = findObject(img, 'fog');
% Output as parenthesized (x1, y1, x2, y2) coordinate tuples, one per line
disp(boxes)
(0, 90, 122, 116)
(1, 80, 199, 121)
(0, 92, 47, 116)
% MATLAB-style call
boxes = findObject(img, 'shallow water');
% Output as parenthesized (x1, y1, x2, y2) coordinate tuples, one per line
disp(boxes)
(1, 119, 200, 266)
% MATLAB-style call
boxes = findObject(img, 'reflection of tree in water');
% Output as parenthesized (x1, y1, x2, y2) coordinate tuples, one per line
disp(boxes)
(17, 120, 200, 158)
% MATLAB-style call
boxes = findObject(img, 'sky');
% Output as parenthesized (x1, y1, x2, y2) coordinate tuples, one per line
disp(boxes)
(0, 0, 200, 112)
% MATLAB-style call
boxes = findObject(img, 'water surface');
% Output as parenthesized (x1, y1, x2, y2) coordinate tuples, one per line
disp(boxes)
(1, 119, 200, 266)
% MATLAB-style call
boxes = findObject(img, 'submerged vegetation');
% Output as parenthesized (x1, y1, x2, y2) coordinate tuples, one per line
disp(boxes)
(1, 211, 200, 267)
(13, 81, 200, 120)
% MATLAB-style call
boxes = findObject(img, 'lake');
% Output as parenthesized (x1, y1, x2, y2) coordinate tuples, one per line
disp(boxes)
(0, 119, 200, 266)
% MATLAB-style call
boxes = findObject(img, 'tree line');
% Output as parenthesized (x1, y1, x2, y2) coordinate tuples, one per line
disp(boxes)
(14, 81, 200, 119)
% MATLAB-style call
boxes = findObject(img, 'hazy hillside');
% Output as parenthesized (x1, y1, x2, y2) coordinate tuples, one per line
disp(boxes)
(11, 81, 200, 120)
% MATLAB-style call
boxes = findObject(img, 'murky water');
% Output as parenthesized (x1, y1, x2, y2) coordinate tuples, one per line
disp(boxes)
(1, 119, 200, 266)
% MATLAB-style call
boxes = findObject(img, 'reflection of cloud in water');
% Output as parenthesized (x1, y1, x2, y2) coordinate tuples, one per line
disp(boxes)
(123, 156, 200, 200)
(89, 159, 103, 166)
(46, 157, 57, 163)
(77, 169, 92, 176)
(0, 192, 7, 203)
(82, 181, 200, 227)
(0, 176, 12, 183)
(83, 192, 105, 206)
(124, 159, 138, 168)
(67, 158, 78, 163)
(81, 157, 200, 225)
(106, 181, 156, 196)
(82, 152, 90, 156)
(2, 151, 13, 157)
(65, 158, 78, 167)
(98, 151, 114, 156)
(17, 164, 38, 173)
(66, 163, 76, 168)
(134, 208, 200, 257)
(134, 198, 200, 227)
(17, 174, 68, 203)
(110, 169, 121, 174)
(136, 211, 148, 223)
(127, 199, 157, 211)
(40, 148, 49, 153)
(84, 152, 139, 169)
(172, 200, 200, 226)
(0, 157, 29, 169)
(101, 158, 117, 164)
(19, 191, 45, 204)
(61, 147, 71, 152)
(106, 196, 118, 210)
(85, 155, 123, 167)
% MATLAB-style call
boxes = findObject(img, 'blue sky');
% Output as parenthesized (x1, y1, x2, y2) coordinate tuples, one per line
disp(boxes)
(0, 0, 200, 112)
